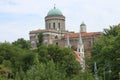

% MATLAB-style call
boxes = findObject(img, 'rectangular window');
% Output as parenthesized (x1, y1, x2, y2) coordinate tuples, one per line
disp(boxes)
(49, 23, 51, 29)
(58, 23, 60, 30)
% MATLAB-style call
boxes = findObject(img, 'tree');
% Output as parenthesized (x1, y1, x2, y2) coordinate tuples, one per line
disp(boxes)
(12, 38, 30, 49)
(0, 41, 95, 79)
(0, 56, 4, 64)
(37, 32, 43, 47)
(25, 61, 67, 80)
(89, 25, 120, 80)
(38, 45, 80, 78)
(22, 52, 36, 71)
(72, 70, 95, 80)
(38, 45, 48, 63)
(103, 26, 119, 37)
(0, 42, 36, 77)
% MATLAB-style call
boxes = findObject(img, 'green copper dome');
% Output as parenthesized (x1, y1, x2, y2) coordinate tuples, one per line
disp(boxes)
(47, 7, 63, 16)
(80, 22, 86, 26)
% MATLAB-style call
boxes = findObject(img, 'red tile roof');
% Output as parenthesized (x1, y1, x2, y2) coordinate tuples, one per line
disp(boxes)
(74, 51, 81, 62)
(63, 32, 102, 38)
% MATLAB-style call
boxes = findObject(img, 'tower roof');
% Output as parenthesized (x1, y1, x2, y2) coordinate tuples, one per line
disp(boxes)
(63, 32, 103, 38)
(78, 34, 83, 45)
(47, 7, 63, 16)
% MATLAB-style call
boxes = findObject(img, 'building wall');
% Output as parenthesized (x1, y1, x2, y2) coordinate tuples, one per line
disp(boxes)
(52, 33, 102, 53)
(29, 29, 68, 49)
(29, 33, 39, 49)
(45, 16, 65, 31)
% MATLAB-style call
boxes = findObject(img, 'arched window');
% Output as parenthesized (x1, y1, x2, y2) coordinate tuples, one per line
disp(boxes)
(53, 23, 55, 29)
(56, 42, 58, 45)
(55, 35, 58, 39)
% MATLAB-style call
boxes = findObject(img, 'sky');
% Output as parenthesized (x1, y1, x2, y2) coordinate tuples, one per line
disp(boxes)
(0, 0, 120, 42)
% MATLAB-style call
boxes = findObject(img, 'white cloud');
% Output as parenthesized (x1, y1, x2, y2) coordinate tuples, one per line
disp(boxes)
(0, 0, 120, 42)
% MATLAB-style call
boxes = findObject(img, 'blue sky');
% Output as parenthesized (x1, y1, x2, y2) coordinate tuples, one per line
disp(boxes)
(0, 0, 120, 42)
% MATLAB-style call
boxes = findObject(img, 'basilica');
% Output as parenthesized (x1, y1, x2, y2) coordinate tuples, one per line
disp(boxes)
(29, 6, 102, 70)
(29, 6, 102, 54)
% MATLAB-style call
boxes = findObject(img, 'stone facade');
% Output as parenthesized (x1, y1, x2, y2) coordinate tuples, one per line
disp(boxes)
(29, 29, 67, 49)
(52, 32, 102, 53)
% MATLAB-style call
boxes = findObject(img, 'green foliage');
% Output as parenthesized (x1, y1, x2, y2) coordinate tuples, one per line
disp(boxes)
(2, 60, 12, 68)
(0, 42, 36, 78)
(72, 71, 95, 80)
(0, 65, 12, 79)
(103, 26, 119, 37)
(90, 25, 120, 80)
(0, 40, 95, 80)
(37, 32, 43, 47)
(15, 68, 26, 80)
(14, 61, 93, 80)
(12, 38, 30, 49)
(0, 75, 8, 80)
(26, 61, 66, 80)
(22, 52, 36, 71)
(38, 45, 48, 63)
(38, 45, 80, 78)
(0, 56, 4, 64)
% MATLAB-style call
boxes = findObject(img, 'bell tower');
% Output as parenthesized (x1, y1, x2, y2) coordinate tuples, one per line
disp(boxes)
(77, 32, 85, 70)
(80, 22, 86, 33)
